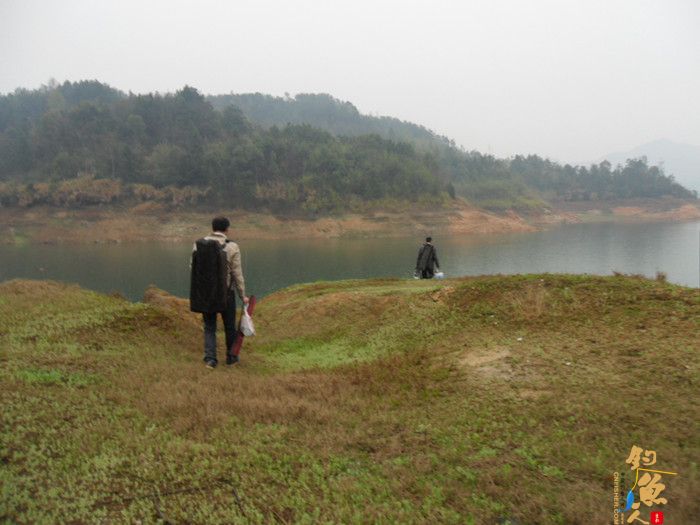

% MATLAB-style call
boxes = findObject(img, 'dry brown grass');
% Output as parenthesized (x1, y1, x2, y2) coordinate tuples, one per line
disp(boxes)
(121, 363, 356, 438)
(143, 284, 201, 328)
(504, 281, 549, 320)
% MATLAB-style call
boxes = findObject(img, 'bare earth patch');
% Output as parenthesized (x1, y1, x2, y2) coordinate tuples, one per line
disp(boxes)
(517, 388, 550, 400)
(612, 203, 700, 221)
(457, 345, 513, 379)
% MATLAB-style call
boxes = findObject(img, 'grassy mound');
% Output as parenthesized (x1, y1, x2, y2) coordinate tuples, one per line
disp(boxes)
(1, 275, 698, 524)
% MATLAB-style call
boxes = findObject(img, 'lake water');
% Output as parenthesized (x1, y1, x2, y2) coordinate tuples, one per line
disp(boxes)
(1, 221, 698, 301)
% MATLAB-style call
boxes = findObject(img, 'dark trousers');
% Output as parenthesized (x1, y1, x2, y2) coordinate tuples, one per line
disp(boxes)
(420, 268, 435, 279)
(203, 291, 236, 365)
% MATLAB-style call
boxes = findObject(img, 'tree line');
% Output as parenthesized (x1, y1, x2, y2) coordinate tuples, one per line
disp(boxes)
(0, 80, 695, 212)
(207, 92, 455, 150)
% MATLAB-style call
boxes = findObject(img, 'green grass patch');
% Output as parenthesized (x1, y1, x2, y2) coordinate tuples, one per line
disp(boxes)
(15, 368, 101, 387)
(259, 336, 383, 370)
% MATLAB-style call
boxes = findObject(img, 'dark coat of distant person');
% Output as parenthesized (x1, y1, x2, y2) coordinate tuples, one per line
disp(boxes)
(415, 237, 440, 279)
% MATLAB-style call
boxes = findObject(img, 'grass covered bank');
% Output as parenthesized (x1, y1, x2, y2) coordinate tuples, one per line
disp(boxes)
(1, 275, 698, 523)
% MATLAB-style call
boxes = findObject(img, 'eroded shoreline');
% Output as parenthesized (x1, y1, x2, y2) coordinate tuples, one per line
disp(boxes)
(1, 198, 698, 244)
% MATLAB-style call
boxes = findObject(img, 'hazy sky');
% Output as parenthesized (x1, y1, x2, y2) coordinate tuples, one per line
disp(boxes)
(1, 0, 698, 163)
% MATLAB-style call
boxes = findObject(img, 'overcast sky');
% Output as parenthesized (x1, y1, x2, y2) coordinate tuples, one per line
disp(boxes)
(1, 0, 698, 163)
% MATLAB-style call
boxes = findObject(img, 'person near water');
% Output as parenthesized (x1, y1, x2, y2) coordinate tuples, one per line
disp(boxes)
(415, 236, 440, 279)
(191, 216, 249, 369)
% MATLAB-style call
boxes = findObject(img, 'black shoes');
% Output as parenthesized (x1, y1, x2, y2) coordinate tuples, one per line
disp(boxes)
(205, 357, 239, 369)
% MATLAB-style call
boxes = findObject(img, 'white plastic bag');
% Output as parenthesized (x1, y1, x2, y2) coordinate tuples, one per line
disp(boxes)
(240, 306, 256, 336)
(434, 271, 445, 279)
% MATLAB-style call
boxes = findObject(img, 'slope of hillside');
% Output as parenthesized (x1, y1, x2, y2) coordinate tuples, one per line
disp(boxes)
(206, 92, 453, 150)
(601, 139, 700, 193)
(1, 275, 698, 523)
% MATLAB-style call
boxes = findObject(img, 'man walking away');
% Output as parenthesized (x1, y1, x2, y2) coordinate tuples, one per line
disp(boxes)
(415, 236, 440, 279)
(190, 216, 249, 369)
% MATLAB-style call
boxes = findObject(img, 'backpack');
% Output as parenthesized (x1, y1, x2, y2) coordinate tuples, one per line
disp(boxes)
(189, 238, 231, 313)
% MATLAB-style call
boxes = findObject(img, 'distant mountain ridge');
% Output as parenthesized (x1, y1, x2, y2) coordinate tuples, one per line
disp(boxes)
(601, 139, 700, 193)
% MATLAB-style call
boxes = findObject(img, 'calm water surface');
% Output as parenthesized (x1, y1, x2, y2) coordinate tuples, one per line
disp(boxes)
(1, 221, 698, 301)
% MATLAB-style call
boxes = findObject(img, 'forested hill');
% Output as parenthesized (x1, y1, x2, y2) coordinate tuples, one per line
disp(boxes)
(207, 93, 454, 150)
(0, 81, 695, 213)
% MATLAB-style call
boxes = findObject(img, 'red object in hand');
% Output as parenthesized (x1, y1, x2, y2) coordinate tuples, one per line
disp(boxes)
(650, 511, 664, 524)
(230, 295, 256, 357)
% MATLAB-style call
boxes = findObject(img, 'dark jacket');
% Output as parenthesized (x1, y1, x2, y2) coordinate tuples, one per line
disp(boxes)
(416, 242, 439, 274)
